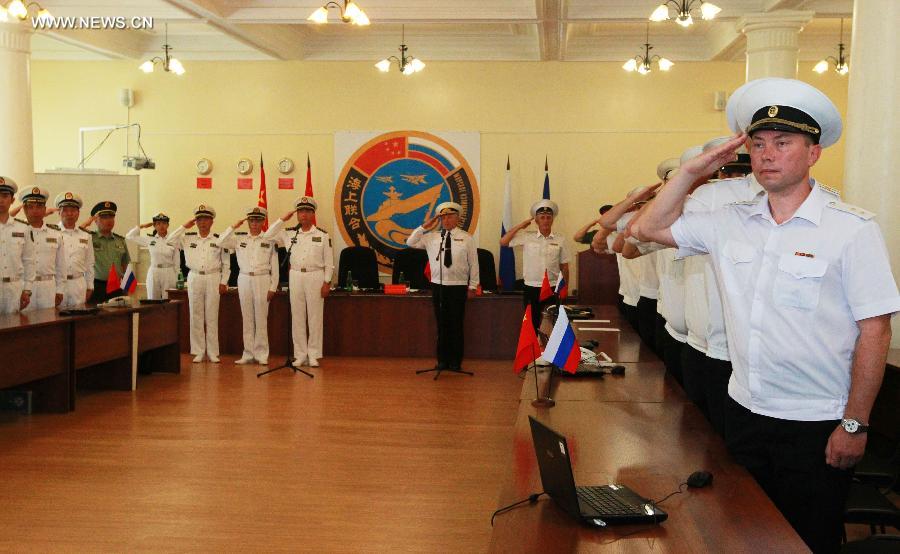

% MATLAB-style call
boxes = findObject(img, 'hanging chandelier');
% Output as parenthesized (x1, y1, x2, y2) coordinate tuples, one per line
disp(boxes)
(139, 24, 185, 76)
(307, 1, 369, 26)
(623, 23, 673, 74)
(813, 18, 849, 76)
(649, 0, 721, 27)
(0, 0, 52, 22)
(375, 26, 425, 75)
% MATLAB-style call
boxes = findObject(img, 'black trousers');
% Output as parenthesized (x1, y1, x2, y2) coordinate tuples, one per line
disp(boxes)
(431, 284, 468, 369)
(523, 285, 556, 334)
(621, 302, 639, 332)
(725, 397, 851, 554)
(90, 280, 124, 304)
(636, 296, 658, 355)
(680, 345, 732, 437)
(653, 313, 667, 359)
(661, 331, 684, 387)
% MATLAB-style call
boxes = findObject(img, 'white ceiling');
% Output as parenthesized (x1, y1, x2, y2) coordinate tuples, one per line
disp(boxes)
(26, 0, 854, 64)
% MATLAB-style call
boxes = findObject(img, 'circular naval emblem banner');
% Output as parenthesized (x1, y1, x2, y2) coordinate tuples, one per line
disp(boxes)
(334, 131, 480, 273)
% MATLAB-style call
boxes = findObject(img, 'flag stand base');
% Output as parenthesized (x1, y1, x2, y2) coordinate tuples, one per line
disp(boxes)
(531, 397, 556, 408)
(416, 365, 474, 381)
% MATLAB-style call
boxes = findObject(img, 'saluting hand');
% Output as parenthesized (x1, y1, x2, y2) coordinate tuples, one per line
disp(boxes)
(184, 218, 197, 229)
(46, 207, 58, 216)
(140, 222, 154, 229)
(681, 132, 747, 179)
(519, 217, 533, 229)
(281, 209, 296, 222)
(423, 214, 440, 230)
(233, 218, 246, 229)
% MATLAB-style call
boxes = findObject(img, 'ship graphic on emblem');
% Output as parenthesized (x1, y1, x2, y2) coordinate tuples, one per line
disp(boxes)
(335, 131, 480, 273)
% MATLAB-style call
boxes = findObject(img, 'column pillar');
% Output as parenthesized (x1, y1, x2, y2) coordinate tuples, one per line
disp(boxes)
(842, 0, 900, 346)
(737, 11, 814, 81)
(0, 21, 34, 186)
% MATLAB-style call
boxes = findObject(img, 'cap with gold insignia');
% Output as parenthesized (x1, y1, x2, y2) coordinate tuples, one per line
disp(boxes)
(435, 201, 462, 216)
(194, 204, 216, 218)
(679, 145, 703, 166)
(91, 201, 117, 217)
(656, 158, 680, 181)
(0, 176, 18, 196)
(54, 191, 83, 209)
(19, 186, 49, 204)
(246, 206, 267, 220)
(295, 196, 318, 211)
(152, 213, 170, 223)
(530, 199, 558, 218)
(727, 77, 842, 148)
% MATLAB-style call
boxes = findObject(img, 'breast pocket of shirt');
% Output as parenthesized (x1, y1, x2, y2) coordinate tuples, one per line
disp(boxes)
(773, 255, 827, 310)
(719, 240, 756, 293)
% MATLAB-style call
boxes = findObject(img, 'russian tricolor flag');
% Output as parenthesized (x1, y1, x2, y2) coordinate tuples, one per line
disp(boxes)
(542, 307, 580, 373)
(554, 273, 568, 301)
(120, 263, 137, 295)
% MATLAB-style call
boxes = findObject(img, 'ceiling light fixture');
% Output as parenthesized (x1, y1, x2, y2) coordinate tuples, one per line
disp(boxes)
(1, 0, 52, 23)
(139, 24, 185, 76)
(813, 18, 849, 76)
(308, 1, 369, 26)
(649, 0, 720, 27)
(375, 25, 425, 75)
(623, 23, 673, 75)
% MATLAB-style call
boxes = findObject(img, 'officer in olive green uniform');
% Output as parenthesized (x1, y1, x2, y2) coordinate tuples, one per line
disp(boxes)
(82, 201, 130, 303)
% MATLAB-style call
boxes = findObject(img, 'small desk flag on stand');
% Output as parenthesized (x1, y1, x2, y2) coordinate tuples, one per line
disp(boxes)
(542, 308, 580, 374)
(539, 270, 553, 301)
(514, 305, 541, 374)
(120, 263, 137, 295)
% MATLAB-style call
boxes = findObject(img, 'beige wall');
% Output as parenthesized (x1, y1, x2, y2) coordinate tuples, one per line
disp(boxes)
(31, 59, 850, 287)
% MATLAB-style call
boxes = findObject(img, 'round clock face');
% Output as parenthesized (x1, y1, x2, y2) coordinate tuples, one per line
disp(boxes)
(237, 158, 253, 175)
(278, 157, 294, 174)
(196, 158, 212, 175)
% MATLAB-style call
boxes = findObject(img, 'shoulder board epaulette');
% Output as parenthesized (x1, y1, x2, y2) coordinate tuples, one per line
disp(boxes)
(113, 232, 124, 239)
(316, 226, 328, 234)
(147, 233, 156, 237)
(47, 223, 60, 230)
(213, 233, 219, 238)
(186, 231, 198, 235)
(818, 183, 841, 198)
(235, 231, 248, 235)
(15, 218, 27, 225)
(826, 201, 874, 221)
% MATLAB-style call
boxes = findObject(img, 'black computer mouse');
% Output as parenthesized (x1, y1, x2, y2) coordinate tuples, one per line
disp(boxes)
(687, 471, 713, 488)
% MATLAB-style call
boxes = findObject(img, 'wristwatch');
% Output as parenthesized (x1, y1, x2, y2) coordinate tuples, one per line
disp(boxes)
(840, 418, 869, 434)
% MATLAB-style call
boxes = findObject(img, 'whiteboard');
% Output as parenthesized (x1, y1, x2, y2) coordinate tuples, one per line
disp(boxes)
(35, 171, 141, 263)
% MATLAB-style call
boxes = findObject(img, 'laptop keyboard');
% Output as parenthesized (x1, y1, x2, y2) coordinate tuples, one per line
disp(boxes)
(577, 486, 646, 516)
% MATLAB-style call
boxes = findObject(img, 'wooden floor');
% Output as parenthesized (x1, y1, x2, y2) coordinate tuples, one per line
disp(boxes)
(0, 356, 523, 552)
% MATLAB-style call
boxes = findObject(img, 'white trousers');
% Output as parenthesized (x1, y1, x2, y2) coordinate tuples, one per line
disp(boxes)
(60, 276, 87, 308)
(289, 269, 325, 363)
(238, 274, 271, 362)
(187, 271, 221, 358)
(0, 280, 23, 314)
(147, 267, 177, 300)
(23, 279, 56, 312)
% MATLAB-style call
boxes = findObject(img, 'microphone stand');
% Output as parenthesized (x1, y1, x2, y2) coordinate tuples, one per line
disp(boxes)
(258, 222, 313, 379)
(417, 226, 473, 380)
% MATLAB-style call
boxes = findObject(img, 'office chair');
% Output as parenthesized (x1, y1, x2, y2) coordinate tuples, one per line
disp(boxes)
(477, 248, 498, 292)
(337, 246, 380, 289)
(392, 248, 430, 289)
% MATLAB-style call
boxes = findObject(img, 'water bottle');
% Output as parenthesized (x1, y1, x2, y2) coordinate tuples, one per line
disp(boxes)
(176, 270, 185, 290)
(398, 271, 407, 286)
(345, 270, 353, 292)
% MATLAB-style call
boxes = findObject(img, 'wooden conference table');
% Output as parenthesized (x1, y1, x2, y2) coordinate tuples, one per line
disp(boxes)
(168, 288, 523, 359)
(490, 305, 808, 552)
(0, 300, 181, 413)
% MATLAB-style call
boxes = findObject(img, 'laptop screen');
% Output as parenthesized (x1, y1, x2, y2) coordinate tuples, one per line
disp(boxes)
(528, 416, 583, 518)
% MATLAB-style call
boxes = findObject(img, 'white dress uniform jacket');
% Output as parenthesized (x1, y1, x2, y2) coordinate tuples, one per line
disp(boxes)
(126, 227, 180, 300)
(0, 217, 34, 314)
(59, 226, 95, 307)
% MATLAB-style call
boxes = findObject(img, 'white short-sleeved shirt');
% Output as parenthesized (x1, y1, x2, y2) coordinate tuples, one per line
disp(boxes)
(671, 182, 900, 421)
(680, 176, 765, 360)
(617, 213, 661, 300)
(406, 226, 479, 288)
(509, 230, 571, 287)
(264, 220, 335, 282)
(656, 248, 687, 342)
(608, 230, 641, 307)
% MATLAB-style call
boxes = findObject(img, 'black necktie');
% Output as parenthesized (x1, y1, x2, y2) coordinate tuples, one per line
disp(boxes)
(443, 231, 452, 268)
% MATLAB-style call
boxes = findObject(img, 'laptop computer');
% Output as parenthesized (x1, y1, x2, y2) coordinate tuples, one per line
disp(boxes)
(528, 416, 667, 527)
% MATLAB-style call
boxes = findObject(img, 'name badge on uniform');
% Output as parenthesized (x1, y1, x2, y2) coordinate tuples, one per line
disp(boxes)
(189, 243, 198, 249)
(80, 238, 89, 244)
(312, 236, 322, 243)
(290, 238, 297, 244)
(549, 242, 559, 247)
(261, 243, 271, 248)
(46, 237, 58, 244)
(12, 232, 24, 238)
(149, 240, 156, 246)
(453, 238, 463, 242)
(240, 242, 247, 248)
(210, 243, 219, 248)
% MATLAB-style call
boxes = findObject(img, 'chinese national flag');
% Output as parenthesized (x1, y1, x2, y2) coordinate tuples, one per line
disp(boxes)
(105, 264, 121, 293)
(514, 305, 541, 374)
(258, 154, 269, 231)
(539, 270, 553, 301)
(305, 154, 316, 225)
